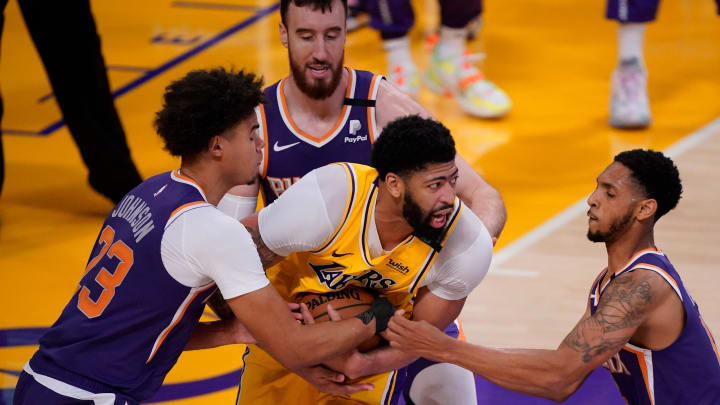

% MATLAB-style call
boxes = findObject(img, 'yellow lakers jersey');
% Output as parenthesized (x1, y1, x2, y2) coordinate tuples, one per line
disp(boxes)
(267, 162, 465, 315)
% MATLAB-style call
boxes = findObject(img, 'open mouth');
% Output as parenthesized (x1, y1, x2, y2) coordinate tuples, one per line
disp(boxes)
(308, 64, 330, 78)
(430, 208, 452, 228)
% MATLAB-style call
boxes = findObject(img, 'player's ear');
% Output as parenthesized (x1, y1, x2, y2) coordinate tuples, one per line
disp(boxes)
(636, 198, 657, 221)
(384, 173, 404, 199)
(208, 135, 224, 157)
(279, 22, 289, 48)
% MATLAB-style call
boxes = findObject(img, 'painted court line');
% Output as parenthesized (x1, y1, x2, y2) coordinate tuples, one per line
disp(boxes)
(489, 116, 720, 276)
(3, 2, 280, 137)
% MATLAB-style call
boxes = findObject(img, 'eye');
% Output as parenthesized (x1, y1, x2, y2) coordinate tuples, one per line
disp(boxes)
(300, 35, 313, 41)
(607, 192, 615, 198)
(326, 33, 337, 40)
(428, 183, 440, 190)
(450, 176, 458, 185)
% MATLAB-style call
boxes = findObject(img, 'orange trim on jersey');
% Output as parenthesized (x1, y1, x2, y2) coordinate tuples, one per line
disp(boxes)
(147, 283, 216, 363)
(367, 74, 380, 143)
(456, 320, 467, 342)
(624, 346, 654, 405)
(613, 248, 661, 276)
(629, 263, 681, 299)
(700, 317, 720, 368)
(278, 68, 354, 143)
(173, 170, 201, 187)
(169, 201, 206, 221)
(259, 104, 269, 178)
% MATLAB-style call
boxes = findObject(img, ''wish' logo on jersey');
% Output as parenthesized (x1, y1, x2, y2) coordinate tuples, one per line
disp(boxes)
(603, 353, 631, 375)
(386, 258, 410, 274)
(309, 261, 397, 290)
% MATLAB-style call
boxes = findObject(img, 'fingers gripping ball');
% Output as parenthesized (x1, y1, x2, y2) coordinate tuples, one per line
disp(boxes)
(297, 287, 384, 352)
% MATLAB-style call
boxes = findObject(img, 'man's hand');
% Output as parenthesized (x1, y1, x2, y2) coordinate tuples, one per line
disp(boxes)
(382, 310, 454, 362)
(295, 365, 374, 395)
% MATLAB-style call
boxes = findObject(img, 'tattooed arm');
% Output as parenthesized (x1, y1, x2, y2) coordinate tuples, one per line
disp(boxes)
(240, 212, 285, 269)
(385, 269, 676, 402)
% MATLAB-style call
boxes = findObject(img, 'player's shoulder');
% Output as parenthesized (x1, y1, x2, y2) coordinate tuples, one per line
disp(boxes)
(375, 80, 432, 130)
(441, 205, 493, 260)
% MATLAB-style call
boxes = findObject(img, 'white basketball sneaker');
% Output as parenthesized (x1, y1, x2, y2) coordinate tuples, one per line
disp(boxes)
(610, 58, 651, 129)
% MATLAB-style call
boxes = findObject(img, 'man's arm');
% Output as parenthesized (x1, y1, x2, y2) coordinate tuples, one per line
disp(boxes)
(185, 318, 256, 350)
(453, 155, 506, 239)
(385, 270, 673, 402)
(226, 283, 378, 370)
(326, 287, 466, 379)
(375, 80, 506, 238)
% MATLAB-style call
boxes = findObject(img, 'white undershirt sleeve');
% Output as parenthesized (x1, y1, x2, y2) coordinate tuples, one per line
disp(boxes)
(161, 206, 269, 299)
(217, 193, 258, 221)
(421, 208, 493, 300)
(258, 164, 349, 257)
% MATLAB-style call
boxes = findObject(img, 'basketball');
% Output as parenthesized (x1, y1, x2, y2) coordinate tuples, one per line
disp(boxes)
(296, 287, 383, 352)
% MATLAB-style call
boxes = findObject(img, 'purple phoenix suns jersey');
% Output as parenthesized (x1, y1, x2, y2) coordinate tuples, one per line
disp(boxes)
(589, 249, 720, 405)
(257, 68, 383, 204)
(29, 170, 218, 403)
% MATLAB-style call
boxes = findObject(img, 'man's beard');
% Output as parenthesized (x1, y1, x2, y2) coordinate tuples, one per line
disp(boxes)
(587, 209, 633, 243)
(289, 48, 344, 100)
(402, 191, 453, 250)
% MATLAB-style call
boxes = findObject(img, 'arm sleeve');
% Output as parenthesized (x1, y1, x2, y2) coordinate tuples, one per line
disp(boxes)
(257, 164, 349, 256)
(161, 206, 269, 299)
(217, 194, 258, 221)
(422, 210, 494, 300)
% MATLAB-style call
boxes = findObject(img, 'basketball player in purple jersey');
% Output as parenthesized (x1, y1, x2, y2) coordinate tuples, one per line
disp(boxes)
(12, 67, 395, 405)
(386, 149, 720, 404)
(607, 0, 720, 128)
(214, 0, 505, 403)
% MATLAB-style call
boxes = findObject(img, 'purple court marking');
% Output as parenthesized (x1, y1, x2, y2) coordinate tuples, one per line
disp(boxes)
(3, 2, 279, 137)
(106, 65, 154, 72)
(171, 1, 263, 11)
(0, 328, 46, 347)
(37, 93, 54, 103)
(0, 369, 21, 377)
(0, 129, 45, 136)
(145, 369, 242, 403)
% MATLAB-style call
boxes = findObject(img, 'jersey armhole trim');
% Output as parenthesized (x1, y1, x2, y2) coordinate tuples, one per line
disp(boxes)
(368, 74, 384, 143)
(311, 163, 357, 254)
(258, 104, 269, 178)
(627, 264, 683, 302)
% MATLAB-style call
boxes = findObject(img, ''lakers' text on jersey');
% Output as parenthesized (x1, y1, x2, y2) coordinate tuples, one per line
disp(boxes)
(589, 249, 720, 405)
(256, 68, 383, 203)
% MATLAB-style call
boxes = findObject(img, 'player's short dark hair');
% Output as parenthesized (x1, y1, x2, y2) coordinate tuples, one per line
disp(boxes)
(614, 149, 682, 220)
(280, 0, 347, 27)
(154, 67, 265, 159)
(371, 115, 456, 180)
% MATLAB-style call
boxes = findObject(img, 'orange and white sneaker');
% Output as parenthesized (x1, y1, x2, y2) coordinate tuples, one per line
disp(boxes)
(425, 49, 511, 118)
(388, 62, 420, 99)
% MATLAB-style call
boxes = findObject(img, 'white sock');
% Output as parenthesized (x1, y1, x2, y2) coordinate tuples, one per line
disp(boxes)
(383, 36, 414, 70)
(617, 23, 646, 67)
(435, 26, 466, 59)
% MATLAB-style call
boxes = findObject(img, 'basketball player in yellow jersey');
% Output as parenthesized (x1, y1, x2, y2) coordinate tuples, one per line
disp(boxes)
(236, 116, 494, 404)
